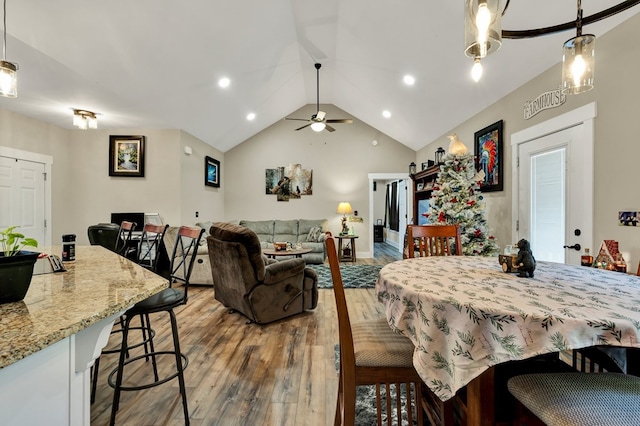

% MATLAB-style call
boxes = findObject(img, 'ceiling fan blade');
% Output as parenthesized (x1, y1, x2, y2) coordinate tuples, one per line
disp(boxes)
(326, 119, 353, 124)
(325, 124, 336, 132)
(286, 117, 311, 122)
(295, 123, 313, 131)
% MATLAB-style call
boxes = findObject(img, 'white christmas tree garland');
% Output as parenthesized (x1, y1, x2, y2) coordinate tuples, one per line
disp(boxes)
(426, 152, 499, 256)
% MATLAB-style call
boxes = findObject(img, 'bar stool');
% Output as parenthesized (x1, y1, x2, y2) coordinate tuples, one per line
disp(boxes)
(114, 220, 137, 259)
(91, 223, 168, 403)
(108, 226, 205, 425)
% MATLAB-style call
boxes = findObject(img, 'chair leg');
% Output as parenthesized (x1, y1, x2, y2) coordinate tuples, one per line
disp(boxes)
(168, 309, 190, 425)
(91, 356, 100, 404)
(110, 315, 133, 426)
(141, 313, 159, 382)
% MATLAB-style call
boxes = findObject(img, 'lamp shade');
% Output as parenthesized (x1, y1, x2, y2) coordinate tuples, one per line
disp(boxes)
(336, 202, 353, 215)
(464, 0, 502, 59)
(562, 34, 595, 95)
(310, 122, 326, 132)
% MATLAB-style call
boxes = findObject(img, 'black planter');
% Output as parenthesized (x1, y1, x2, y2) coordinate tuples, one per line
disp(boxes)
(0, 251, 40, 304)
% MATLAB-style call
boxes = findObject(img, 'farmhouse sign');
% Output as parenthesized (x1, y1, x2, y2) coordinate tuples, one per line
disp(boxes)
(523, 86, 566, 120)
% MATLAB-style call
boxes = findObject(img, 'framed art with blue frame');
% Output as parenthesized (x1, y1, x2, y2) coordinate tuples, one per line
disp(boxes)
(205, 156, 220, 188)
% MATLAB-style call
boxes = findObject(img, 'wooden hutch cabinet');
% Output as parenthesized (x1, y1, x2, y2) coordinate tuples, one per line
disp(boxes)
(410, 164, 440, 225)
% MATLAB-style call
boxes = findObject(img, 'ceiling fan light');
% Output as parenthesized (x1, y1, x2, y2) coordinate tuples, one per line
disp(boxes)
(0, 60, 17, 98)
(562, 34, 595, 95)
(310, 122, 326, 132)
(464, 0, 501, 59)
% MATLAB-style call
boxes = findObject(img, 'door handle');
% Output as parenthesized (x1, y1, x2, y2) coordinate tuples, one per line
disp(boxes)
(563, 243, 581, 251)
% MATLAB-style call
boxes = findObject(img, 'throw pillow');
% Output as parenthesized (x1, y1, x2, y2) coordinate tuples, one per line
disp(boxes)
(306, 226, 323, 242)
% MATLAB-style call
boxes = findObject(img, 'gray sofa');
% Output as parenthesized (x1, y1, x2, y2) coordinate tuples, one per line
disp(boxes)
(196, 219, 328, 265)
(238, 219, 328, 264)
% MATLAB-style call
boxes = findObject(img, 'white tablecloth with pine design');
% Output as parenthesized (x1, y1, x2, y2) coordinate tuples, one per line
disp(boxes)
(375, 256, 640, 401)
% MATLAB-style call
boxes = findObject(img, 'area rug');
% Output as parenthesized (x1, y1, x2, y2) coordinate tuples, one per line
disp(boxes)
(309, 264, 382, 289)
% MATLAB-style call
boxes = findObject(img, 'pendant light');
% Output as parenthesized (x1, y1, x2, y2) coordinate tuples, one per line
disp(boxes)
(0, 0, 17, 98)
(561, 0, 595, 94)
(464, 0, 502, 60)
(464, 0, 640, 92)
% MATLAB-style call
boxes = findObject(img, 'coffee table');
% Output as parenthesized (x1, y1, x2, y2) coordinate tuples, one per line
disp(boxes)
(262, 247, 312, 259)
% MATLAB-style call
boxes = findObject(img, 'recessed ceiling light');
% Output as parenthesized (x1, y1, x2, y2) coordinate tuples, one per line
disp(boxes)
(403, 75, 415, 86)
(246, 112, 256, 121)
(218, 77, 230, 88)
(382, 110, 392, 118)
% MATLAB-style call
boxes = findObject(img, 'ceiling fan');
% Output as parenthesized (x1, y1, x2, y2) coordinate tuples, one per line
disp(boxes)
(286, 63, 353, 132)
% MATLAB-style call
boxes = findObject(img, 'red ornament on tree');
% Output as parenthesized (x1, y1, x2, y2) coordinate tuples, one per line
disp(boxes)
(438, 211, 446, 222)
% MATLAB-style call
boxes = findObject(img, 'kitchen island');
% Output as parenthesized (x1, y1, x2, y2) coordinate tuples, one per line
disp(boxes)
(0, 246, 168, 425)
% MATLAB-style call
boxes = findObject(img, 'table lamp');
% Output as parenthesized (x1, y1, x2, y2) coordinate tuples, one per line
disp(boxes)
(336, 202, 353, 235)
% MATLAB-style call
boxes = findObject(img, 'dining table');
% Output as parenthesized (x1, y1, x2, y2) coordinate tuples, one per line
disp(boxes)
(376, 255, 640, 425)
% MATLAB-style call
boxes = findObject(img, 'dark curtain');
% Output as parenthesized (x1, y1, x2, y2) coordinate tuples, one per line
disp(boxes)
(390, 181, 399, 231)
(384, 184, 390, 227)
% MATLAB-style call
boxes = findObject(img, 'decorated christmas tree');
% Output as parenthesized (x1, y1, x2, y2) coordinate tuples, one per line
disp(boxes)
(426, 141, 499, 256)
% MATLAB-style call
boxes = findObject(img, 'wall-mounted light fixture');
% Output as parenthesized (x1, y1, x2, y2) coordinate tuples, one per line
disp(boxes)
(464, 0, 640, 93)
(73, 109, 98, 129)
(0, 0, 18, 98)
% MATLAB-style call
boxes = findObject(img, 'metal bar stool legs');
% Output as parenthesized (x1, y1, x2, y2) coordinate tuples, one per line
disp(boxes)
(108, 308, 189, 425)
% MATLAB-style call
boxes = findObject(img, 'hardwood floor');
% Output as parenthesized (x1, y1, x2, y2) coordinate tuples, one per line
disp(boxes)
(90, 242, 400, 425)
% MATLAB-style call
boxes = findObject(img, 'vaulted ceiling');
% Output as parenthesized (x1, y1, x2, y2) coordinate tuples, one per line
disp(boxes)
(0, 1, 637, 152)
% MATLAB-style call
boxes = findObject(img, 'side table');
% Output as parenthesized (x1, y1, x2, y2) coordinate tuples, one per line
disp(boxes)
(336, 235, 358, 262)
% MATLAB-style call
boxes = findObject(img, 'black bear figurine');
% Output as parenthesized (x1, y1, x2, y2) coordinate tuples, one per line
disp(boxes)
(515, 239, 536, 278)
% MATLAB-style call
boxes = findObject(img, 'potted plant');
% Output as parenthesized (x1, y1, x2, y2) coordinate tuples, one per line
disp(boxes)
(0, 226, 39, 303)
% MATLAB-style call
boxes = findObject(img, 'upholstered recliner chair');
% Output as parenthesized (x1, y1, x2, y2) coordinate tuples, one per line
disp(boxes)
(207, 222, 318, 324)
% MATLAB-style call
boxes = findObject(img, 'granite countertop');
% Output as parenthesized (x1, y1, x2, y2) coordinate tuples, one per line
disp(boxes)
(0, 245, 168, 370)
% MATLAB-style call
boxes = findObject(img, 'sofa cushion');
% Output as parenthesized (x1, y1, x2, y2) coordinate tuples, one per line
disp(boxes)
(239, 220, 275, 243)
(306, 226, 324, 242)
(298, 219, 328, 243)
(274, 220, 298, 243)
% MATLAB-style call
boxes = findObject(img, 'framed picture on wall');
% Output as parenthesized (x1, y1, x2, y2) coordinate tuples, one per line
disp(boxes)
(474, 120, 503, 192)
(205, 156, 220, 187)
(109, 135, 146, 177)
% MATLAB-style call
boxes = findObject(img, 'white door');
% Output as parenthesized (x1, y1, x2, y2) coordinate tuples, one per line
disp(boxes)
(514, 109, 594, 265)
(0, 156, 46, 248)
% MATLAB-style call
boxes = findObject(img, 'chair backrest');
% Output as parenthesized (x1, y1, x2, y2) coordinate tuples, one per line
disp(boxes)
(137, 223, 169, 272)
(406, 224, 462, 258)
(87, 223, 120, 252)
(168, 226, 205, 299)
(115, 221, 137, 256)
(325, 233, 357, 387)
(208, 221, 267, 284)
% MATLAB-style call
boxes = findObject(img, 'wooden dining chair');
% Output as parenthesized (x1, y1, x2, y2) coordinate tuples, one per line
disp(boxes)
(406, 224, 462, 258)
(326, 234, 452, 425)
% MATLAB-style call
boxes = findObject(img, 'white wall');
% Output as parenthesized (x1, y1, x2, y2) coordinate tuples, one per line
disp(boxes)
(417, 12, 640, 269)
(224, 104, 416, 255)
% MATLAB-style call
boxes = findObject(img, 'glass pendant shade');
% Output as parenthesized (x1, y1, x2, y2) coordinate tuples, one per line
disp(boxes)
(310, 122, 325, 132)
(464, 0, 502, 59)
(0, 60, 17, 98)
(562, 34, 595, 95)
